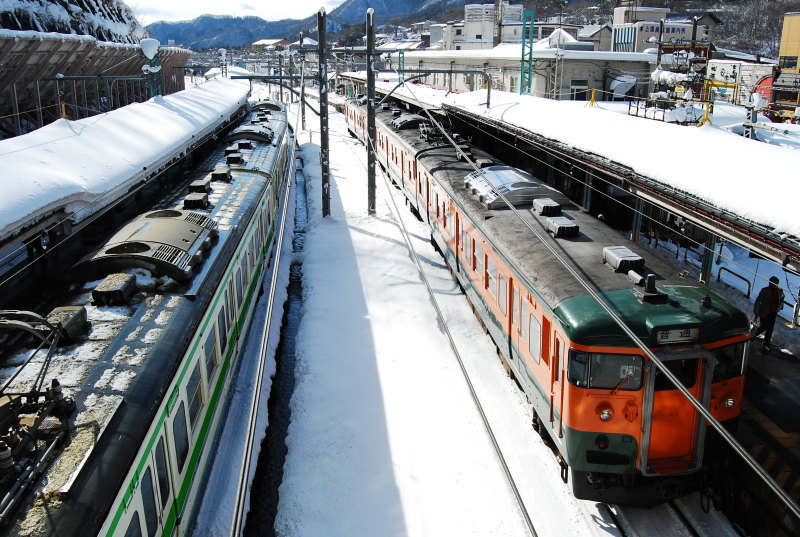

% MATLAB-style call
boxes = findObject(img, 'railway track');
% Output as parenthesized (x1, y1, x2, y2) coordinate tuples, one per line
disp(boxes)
(603, 492, 740, 537)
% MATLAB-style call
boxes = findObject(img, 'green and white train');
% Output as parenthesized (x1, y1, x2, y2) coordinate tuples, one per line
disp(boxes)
(0, 101, 294, 536)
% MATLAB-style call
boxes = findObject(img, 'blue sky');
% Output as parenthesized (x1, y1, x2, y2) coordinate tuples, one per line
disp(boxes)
(128, 0, 343, 25)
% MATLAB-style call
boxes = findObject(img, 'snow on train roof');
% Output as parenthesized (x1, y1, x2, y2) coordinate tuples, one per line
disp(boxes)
(441, 90, 800, 239)
(465, 165, 545, 208)
(0, 77, 250, 243)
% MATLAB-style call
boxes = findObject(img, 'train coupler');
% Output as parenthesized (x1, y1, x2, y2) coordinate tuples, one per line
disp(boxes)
(557, 454, 569, 483)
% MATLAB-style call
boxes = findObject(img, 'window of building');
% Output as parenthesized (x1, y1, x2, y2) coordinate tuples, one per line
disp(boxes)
(475, 34, 482, 39)
(570, 80, 590, 101)
(780, 56, 798, 69)
(456, 29, 462, 36)
(456, 46, 461, 50)
(509, 76, 518, 93)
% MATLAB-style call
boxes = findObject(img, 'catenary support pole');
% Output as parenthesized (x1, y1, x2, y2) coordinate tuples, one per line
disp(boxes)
(367, 8, 376, 215)
(319, 8, 331, 217)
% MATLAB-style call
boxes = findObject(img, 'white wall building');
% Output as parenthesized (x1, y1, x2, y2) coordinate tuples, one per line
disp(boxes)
(430, 2, 524, 51)
(612, 6, 707, 53)
(384, 30, 656, 100)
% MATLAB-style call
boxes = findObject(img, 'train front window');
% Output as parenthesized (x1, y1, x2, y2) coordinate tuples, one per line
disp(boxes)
(712, 342, 746, 381)
(654, 358, 699, 391)
(568, 351, 643, 390)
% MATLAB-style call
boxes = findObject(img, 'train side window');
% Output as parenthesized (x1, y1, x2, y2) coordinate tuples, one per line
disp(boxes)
(474, 243, 483, 276)
(528, 314, 541, 363)
(498, 275, 507, 315)
(465, 234, 472, 264)
(217, 305, 229, 355)
(521, 300, 529, 340)
(172, 402, 189, 473)
(123, 513, 143, 537)
(187, 361, 204, 431)
(154, 437, 170, 508)
(512, 286, 519, 328)
(235, 268, 244, 307)
(486, 259, 497, 297)
(204, 328, 219, 382)
(141, 467, 158, 536)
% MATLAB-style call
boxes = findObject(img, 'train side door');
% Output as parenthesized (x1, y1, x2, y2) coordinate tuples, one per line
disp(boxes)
(551, 335, 565, 438)
(641, 351, 710, 475)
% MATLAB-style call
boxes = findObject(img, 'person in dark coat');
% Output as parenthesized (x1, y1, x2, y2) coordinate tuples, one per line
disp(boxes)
(753, 276, 785, 352)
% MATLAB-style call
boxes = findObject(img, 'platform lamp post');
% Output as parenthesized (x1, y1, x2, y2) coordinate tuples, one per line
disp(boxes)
(140, 38, 163, 98)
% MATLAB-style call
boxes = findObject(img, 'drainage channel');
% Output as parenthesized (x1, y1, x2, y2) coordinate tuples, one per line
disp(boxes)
(244, 164, 307, 536)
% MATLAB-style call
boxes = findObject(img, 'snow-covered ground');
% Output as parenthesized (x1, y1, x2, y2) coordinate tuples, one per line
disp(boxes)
(272, 93, 625, 537)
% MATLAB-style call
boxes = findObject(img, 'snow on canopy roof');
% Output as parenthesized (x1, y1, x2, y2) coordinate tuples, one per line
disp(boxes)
(0, 77, 250, 243)
(443, 90, 800, 238)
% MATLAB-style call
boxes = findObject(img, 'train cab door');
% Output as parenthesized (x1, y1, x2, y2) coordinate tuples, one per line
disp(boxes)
(550, 335, 565, 438)
(641, 350, 713, 476)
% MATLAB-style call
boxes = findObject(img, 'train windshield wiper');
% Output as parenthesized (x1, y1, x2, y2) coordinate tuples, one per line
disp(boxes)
(611, 373, 633, 394)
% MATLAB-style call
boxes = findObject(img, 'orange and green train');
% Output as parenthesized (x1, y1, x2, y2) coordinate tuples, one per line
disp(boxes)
(345, 98, 750, 506)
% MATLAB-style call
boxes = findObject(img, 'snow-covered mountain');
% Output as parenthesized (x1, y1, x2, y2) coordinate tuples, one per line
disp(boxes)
(0, 0, 145, 43)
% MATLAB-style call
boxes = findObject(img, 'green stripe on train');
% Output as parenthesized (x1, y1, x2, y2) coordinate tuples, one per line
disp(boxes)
(104, 198, 281, 536)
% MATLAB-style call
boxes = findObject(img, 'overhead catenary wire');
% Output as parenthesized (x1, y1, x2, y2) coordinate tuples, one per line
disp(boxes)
(391, 77, 800, 523)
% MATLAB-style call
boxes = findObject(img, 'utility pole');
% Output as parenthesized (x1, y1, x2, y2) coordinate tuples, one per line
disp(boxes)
(319, 8, 331, 217)
(279, 55, 284, 103)
(367, 8, 376, 215)
(300, 32, 306, 130)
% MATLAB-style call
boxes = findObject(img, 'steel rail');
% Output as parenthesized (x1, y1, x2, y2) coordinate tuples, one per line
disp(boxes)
(229, 133, 297, 536)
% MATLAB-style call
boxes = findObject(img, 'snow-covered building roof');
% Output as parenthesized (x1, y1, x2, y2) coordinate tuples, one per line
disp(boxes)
(253, 38, 290, 47)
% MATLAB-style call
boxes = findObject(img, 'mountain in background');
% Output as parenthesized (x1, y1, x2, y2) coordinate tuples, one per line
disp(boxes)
(0, 0, 145, 43)
(144, 0, 794, 58)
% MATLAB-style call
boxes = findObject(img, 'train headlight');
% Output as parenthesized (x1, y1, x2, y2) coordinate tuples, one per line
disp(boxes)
(595, 435, 610, 450)
(599, 409, 613, 421)
(723, 397, 736, 409)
